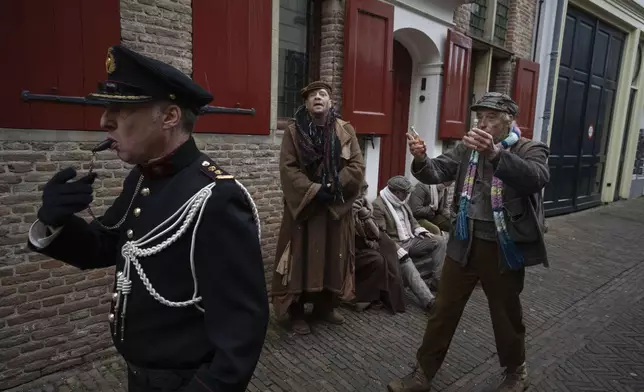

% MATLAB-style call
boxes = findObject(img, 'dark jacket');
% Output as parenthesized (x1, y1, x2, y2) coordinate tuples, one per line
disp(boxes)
(408, 183, 450, 221)
(410, 138, 550, 269)
(28, 138, 269, 392)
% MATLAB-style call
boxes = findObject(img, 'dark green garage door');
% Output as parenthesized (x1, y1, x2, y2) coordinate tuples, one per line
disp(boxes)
(544, 6, 625, 216)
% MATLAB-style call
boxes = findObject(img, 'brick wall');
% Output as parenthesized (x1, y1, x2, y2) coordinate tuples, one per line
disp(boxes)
(507, 0, 537, 59)
(0, 1, 283, 389)
(453, 3, 472, 35)
(319, 0, 345, 111)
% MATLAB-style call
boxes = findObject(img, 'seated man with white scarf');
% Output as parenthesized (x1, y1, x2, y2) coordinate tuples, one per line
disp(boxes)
(372, 176, 447, 310)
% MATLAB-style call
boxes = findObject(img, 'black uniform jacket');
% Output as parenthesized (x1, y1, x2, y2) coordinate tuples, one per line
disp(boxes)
(28, 137, 269, 392)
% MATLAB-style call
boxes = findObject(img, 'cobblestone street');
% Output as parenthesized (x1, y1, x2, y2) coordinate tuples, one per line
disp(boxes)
(7, 198, 644, 392)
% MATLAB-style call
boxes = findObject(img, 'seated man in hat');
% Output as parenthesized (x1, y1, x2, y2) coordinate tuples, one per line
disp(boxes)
(388, 92, 549, 392)
(271, 81, 365, 335)
(28, 45, 269, 392)
(372, 176, 447, 310)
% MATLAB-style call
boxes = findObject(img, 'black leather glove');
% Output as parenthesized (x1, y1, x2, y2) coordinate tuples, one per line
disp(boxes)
(37, 167, 97, 228)
(315, 184, 334, 203)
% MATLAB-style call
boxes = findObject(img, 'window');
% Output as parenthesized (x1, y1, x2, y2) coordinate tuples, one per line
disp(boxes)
(193, 0, 272, 135)
(494, 0, 509, 46)
(278, 0, 316, 120)
(0, 1, 120, 130)
(469, 0, 487, 38)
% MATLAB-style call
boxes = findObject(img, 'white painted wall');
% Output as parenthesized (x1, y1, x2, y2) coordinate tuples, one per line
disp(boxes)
(532, 0, 559, 142)
(363, 137, 382, 201)
(363, 2, 452, 198)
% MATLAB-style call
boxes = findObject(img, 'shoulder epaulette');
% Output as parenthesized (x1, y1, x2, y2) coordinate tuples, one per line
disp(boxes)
(199, 159, 235, 181)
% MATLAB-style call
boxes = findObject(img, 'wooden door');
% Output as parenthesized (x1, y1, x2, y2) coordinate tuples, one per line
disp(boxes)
(545, 5, 625, 216)
(378, 40, 413, 190)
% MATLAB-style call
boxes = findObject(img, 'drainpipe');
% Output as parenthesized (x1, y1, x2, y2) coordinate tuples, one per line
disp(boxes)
(532, 0, 544, 61)
(540, 0, 565, 144)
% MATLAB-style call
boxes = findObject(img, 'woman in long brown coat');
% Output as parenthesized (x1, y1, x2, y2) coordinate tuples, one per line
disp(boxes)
(271, 81, 365, 335)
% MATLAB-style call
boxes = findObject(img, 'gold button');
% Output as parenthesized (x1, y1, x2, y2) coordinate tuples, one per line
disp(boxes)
(108, 313, 115, 322)
(133, 208, 141, 217)
(127, 229, 134, 239)
(141, 188, 150, 196)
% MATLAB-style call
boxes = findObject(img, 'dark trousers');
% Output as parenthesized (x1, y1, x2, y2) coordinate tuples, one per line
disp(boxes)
(416, 238, 526, 379)
(127, 364, 197, 392)
(289, 289, 336, 318)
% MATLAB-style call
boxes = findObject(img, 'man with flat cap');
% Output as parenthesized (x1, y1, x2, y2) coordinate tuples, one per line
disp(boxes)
(372, 175, 446, 312)
(271, 81, 365, 335)
(388, 92, 550, 392)
(28, 45, 269, 392)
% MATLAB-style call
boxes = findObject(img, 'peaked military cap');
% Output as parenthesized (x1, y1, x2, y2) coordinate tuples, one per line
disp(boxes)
(470, 92, 519, 117)
(87, 45, 213, 111)
(300, 81, 332, 100)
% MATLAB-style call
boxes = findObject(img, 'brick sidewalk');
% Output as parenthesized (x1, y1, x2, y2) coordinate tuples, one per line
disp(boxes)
(7, 198, 644, 392)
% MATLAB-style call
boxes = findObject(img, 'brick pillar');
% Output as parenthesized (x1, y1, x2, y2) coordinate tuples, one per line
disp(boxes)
(493, 59, 514, 95)
(453, 3, 472, 34)
(319, 0, 345, 111)
(506, 0, 537, 59)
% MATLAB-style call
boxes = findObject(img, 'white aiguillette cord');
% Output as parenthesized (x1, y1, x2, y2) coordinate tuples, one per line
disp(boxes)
(87, 140, 262, 342)
(113, 180, 261, 342)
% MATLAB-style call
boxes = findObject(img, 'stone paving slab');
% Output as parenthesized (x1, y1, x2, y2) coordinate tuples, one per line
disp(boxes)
(6, 198, 644, 392)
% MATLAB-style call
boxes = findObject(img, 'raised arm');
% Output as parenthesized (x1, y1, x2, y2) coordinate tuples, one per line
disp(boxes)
(491, 141, 550, 195)
(27, 168, 141, 269)
(410, 142, 467, 185)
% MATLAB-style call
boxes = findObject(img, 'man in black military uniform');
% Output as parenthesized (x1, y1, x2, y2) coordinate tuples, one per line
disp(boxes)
(28, 45, 269, 392)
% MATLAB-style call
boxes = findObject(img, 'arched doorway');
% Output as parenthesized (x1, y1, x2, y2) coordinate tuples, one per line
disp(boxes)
(378, 40, 413, 190)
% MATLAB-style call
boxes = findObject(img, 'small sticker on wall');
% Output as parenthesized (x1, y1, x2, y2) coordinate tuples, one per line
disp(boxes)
(588, 125, 594, 140)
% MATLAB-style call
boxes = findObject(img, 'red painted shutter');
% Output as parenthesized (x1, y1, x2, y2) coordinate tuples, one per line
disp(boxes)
(1, 2, 31, 128)
(193, 0, 272, 135)
(81, 0, 121, 130)
(512, 58, 540, 140)
(438, 29, 472, 139)
(343, 0, 394, 135)
(0, 0, 119, 130)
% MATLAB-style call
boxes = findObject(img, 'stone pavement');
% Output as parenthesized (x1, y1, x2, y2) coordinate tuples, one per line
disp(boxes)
(6, 197, 644, 392)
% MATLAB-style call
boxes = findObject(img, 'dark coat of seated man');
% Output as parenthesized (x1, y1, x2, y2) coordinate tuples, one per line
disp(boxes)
(408, 182, 453, 236)
(372, 176, 447, 311)
(350, 182, 406, 314)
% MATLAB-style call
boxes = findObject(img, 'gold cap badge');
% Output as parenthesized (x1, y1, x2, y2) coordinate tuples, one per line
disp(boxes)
(106, 48, 116, 74)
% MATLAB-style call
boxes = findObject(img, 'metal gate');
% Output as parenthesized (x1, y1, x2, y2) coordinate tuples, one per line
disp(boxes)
(544, 6, 625, 216)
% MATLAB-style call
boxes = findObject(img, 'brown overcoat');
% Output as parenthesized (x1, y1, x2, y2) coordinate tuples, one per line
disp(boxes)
(410, 138, 550, 269)
(271, 118, 365, 318)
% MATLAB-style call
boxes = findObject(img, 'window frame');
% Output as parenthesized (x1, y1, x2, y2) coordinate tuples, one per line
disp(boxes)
(276, 0, 321, 130)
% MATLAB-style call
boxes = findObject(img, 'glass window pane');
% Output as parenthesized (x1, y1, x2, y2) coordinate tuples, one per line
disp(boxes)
(469, 0, 487, 38)
(278, 0, 310, 118)
(494, 0, 509, 46)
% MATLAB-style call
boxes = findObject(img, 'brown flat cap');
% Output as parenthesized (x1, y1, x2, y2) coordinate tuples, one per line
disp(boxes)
(300, 81, 332, 100)
(470, 92, 519, 117)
